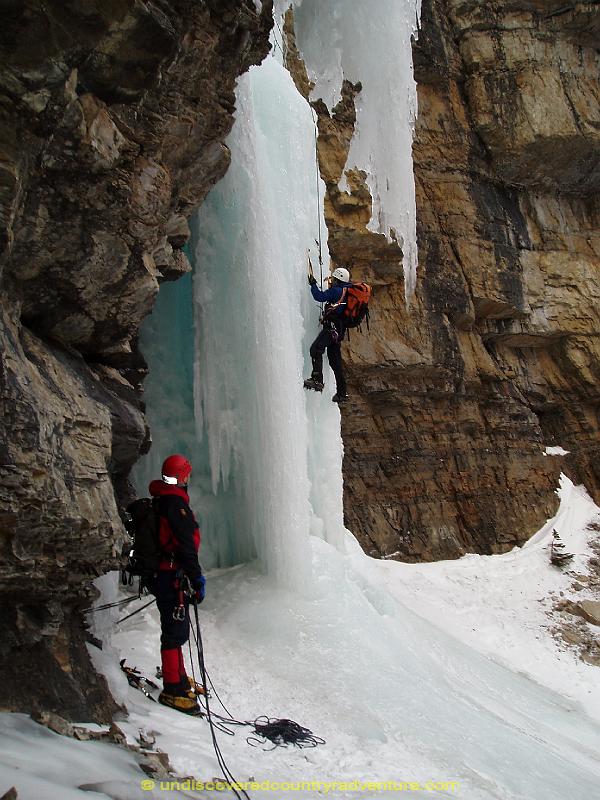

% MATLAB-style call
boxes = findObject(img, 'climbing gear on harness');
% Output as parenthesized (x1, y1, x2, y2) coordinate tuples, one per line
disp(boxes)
(329, 323, 341, 344)
(172, 573, 187, 621)
(162, 454, 192, 486)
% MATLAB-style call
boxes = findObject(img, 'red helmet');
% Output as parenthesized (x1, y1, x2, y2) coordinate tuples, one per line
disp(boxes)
(162, 454, 192, 485)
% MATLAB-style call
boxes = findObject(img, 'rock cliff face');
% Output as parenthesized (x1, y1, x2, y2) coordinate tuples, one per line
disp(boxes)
(0, 0, 271, 720)
(287, 2, 600, 561)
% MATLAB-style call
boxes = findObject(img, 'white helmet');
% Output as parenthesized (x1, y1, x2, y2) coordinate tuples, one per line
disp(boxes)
(331, 267, 350, 283)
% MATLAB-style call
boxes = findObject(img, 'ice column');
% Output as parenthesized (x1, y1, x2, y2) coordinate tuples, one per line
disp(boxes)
(192, 56, 337, 585)
(288, 0, 421, 302)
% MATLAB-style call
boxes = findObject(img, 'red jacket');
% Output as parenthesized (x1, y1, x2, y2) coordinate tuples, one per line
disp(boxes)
(149, 480, 202, 578)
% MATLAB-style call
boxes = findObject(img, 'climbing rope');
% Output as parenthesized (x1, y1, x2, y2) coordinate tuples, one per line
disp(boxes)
(310, 105, 324, 288)
(271, 15, 286, 61)
(191, 600, 252, 800)
(248, 717, 325, 750)
(189, 607, 325, 751)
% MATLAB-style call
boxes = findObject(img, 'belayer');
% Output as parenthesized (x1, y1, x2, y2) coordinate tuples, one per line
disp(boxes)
(147, 454, 206, 715)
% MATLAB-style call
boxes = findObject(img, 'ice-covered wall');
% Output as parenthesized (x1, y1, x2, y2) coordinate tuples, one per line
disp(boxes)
(136, 52, 347, 584)
(287, 0, 421, 302)
(136, 0, 421, 583)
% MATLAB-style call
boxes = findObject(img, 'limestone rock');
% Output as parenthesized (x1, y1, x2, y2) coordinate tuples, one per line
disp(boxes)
(31, 711, 75, 737)
(570, 600, 600, 627)
(287, 2, 600, 561)
(0, 0, 272, 719)
(165, 214, 191, 250)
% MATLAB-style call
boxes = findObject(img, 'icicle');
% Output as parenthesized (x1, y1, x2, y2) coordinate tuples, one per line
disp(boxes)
(286, 0, 421, 304)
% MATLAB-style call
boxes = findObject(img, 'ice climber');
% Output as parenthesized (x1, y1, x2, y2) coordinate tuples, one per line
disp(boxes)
(304, 266, 350, 403)
(147, 454, 206, 715)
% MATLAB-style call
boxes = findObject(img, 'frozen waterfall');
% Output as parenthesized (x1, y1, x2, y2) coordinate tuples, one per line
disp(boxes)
(287, 0, 421, 302)
(128, 11, 600, 800)
(137, 0, 421, 577)
(136, 54, 347, 584)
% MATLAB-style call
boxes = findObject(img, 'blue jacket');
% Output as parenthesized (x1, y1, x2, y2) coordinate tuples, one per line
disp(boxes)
(310, 282, 350, 314)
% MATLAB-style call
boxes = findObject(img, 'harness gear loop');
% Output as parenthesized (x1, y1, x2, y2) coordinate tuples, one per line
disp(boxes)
(173, 572, 188, 621)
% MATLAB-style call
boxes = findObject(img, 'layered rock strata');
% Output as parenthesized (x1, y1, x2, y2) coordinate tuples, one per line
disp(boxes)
(287, 2, 600, 561)
(0, 0, 271, 720)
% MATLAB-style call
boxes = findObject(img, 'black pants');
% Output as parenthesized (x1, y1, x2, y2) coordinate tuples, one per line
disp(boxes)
(309, 320, 346, 395)
(148, 570, 190, 650)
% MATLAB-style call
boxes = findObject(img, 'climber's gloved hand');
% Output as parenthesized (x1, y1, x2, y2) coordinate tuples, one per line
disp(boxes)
(192, 574, 206, 603)
(308, 274, 317, 286)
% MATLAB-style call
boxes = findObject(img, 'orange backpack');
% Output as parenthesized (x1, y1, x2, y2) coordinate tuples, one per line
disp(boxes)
(342, 283, 371, 329)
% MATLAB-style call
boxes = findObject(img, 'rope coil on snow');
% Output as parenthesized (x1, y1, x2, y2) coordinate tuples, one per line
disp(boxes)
(189, 612, 325, 755)
(247, 716, 326, 750)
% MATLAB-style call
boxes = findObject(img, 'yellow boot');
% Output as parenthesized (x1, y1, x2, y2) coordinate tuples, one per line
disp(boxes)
(182, 675, 206, 698)
(158, 686, 202, 716)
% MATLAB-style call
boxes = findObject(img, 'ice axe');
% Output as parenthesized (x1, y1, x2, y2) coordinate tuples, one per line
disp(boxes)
(307, 249, 315, 285)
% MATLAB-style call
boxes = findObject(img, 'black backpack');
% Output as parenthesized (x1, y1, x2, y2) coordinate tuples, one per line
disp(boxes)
(121, 498, 161, 586)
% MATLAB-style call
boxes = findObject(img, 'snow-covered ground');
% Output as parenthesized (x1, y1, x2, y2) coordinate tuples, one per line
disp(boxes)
(4, 475, 598, 800)
(369, 474, 600, 721)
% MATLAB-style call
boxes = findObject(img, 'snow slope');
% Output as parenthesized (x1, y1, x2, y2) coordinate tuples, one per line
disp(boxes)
(81, 474, 600, 800)
(2, 483, 599, 800)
